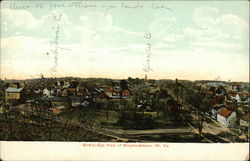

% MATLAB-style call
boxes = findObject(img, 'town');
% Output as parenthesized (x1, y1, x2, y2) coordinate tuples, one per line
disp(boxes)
(0, 76, 249, 142)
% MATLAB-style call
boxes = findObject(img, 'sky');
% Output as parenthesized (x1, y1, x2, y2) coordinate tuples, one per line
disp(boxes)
(0, 1, 249, 82)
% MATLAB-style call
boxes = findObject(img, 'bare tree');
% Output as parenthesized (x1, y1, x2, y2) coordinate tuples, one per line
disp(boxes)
(187, 91, 210, 136)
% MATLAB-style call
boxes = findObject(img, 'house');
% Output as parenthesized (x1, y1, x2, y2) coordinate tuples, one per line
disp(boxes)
(49, 97, 70, 109)
(112, 89, 120, 97)
(229, 92, 242, 102)
(65, 82, 78, 96)
(67, 87, 77, 96)
(240, 113, 249, 132)
(166, 99, 181, 112)
(232, 84, 241, 91)
(71, 97, 82, 107)
(88, 87, 108, 100)
(121, 89, 130, 97)
(43, 88, 52, 98)
(61, 88, 68, 97)
(56, 80, 64, 87)
(228, 92, 236, 98)
(217, 108, 236, 127)
(102, 86, 122, 97)
(70, 96, 90, 107)
(51, 105, 66, 114)
(5, 87, 24, 102)
(245, 97, 250, 104)
(55, 88, 62, 97)
(102, 86, 113, 97)
(211, 104, 225, 120)
(206, 90, 215, 98)
(233, 94, 241, 102)
(77, 86, 88, 96)
(63, 81, 70, 88)
(9, 82, 21, 88)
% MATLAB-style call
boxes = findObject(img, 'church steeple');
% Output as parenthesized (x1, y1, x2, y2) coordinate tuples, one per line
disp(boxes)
(145, 74, 147, 83)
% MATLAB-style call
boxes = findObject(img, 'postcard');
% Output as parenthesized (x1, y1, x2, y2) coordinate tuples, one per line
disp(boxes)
(0, 0, 249, 160)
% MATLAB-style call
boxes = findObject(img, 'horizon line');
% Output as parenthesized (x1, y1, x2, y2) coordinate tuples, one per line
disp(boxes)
(1, 76, 249, 83)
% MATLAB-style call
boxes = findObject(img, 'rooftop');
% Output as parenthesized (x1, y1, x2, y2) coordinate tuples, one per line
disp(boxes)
(213, 104, 225, 110)
(5, 87, 24, 93)
(240, 113, 249, 122)
(218, 108, 233, 118)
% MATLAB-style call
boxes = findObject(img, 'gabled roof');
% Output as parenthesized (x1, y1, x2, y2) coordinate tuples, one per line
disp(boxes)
(5, 87, 24, 93)
(218, 109, 233, 118)
(240, 113, 249, 122)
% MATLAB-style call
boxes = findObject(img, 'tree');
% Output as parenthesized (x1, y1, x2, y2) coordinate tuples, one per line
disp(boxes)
(105, 98, 112, 124)
(119, 79, 129, 112)
(231, 100, 239, 119)
(187, 91, 210, 136)
(198, 98, 210, 135)
(229, 116, 238, 134)
(127, 77, 134, 85)
(60, 80, 64, 87)
(172, 85, 181, 103)
(172, 79, 186, 104)
(120, 80, 128, 91)
(152, 92, 160, 116)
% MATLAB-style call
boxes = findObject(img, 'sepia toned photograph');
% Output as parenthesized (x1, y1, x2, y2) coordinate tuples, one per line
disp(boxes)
(0, 0, 249, 149)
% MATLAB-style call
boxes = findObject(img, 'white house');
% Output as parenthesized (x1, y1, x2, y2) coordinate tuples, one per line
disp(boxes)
(230, 93, 241, 102)
(217, 108, 236, 127)
(63, 81, 70, 88)
(235, 94, 241, 102)
(43, 88, 52, 98)
(244, 97, 250, 103)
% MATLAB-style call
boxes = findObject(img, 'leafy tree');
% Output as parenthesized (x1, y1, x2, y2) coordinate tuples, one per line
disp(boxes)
(120, 80, 129, 90)
(105, 98, 112, 124)
(231, 100, 240, 126)
(127, 77, 134, 85)
(171, 79, 187, 104)
(133, 78, 143, 85)
(60, 80, 64, 86)
(172, 85, 183, 103)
